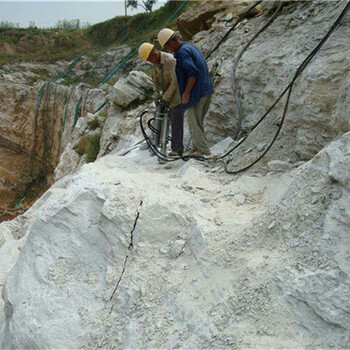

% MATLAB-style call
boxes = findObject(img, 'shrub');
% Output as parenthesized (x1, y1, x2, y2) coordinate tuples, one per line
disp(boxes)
(75, 134, 101, 162)
(87, 117, 100, 130)
(0, 21, 19, 29)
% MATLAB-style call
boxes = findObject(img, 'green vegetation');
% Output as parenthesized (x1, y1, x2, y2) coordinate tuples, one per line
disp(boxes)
(0, 28, 26, 44)
(0, 27, 90, 67)
(87, 117, 100, 130)
(75, 134, 101, 163)
(0, 21, 19, 29)
(85, 74, 102, 87)
(85, 1, 186, 46)
(144, 87, 154, 102)
(98, 111, 108, 118)
(27, 75, 45, 85)
(0, 1, 187, 68)
(32, 68, 49, 76)
(127, 0, 157, 13)
(61, 77, 77, 86)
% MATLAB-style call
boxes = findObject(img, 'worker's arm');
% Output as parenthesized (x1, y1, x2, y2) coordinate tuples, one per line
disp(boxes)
(152, 68, 161, 103)
(182, 77, 196, 105)
(162, 59, 177, 104)
(179, 49, 199, 105)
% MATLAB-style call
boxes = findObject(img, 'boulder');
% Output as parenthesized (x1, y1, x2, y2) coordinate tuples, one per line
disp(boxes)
(275, 268, 350, 347)
(177, 1, 227, 40)
(111, 71, 153, 108)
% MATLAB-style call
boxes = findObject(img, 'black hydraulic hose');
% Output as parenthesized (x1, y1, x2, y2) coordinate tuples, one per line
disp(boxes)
(139, 111, 207, 162)
(138, 0, 265, 164)
(232, 2, 283, 139)
(206, 0, 263, 60)
(138, 1, 349, 173)
(223, 1, 350, 174)
(147, 116, 190, 153)
(140, 111, 179, 162)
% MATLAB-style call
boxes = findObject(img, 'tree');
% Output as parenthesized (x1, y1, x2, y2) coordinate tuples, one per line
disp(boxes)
(55, 19, 80, 30)
(126, 0, 157, 13)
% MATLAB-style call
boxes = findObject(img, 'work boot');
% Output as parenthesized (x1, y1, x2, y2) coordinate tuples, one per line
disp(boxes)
(188, 148, 211, 157)
(183, 148, 196, 157)
(168, 151, 182, 157)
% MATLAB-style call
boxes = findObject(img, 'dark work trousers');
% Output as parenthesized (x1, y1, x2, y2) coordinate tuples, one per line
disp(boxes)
(169, 104, 184, 153)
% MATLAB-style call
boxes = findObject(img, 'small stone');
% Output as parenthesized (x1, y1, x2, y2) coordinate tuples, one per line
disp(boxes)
(234, 194, 246, 205)
(267, 160, 292, 172)
(222, 13, 234, 22)
(311, 187, 321, 194)
(268, 221, 276, 230)
(159, 247, 168, 255)
(164, 163, 174, 169)
(169, 239, 186, 259)
(256, 143, 266, 152)
(283, 222, 291, 230)
(138, 142, 149, 151)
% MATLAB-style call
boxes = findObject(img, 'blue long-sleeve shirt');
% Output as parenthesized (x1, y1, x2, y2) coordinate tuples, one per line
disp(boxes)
(174, 42, 214, 110)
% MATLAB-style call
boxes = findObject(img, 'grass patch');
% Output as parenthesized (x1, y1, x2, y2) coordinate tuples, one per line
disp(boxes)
(87, 117, 100, 130)
(85, 73, 101, 87)
(61, 77, 76, 86)
(32, 68, 49, 76)
(27, 75, 44, 85)
(98, 110, 108, 118)
(75, 134, 101, 163)
(0, 27, 91, 68)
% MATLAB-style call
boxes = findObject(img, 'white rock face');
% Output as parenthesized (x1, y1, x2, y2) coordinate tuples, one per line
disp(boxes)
(54, 142, 83, 180)
(91, 45, 134, 78)
(111, 71, 153, 108)
(1, 2, 350, 348)
(197, 1, 350, 161)
(1, 131, 350, 348)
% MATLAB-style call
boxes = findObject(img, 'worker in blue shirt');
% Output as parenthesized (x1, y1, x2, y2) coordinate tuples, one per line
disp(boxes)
(158, 28, 214, 157)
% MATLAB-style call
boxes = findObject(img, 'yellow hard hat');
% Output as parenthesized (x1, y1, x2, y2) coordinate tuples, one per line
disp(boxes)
(158, 28, 175, 48)
(138, 43, 155, 61)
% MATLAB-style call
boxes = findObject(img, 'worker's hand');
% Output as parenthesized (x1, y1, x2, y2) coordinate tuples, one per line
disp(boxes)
(182, 91, 190, 105)
(160, 99, 170, 109)
(154, 98, 161, 107)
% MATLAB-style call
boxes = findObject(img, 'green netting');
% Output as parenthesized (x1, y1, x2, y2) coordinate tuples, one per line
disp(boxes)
(63, 85, 77, 129)
(13, 1, 189, 208)
(13, 53, 86, 208)
(96, 0, 189, 87)
(72, 0, 189, 131)
(65, 52, 86, 77)
(96, 48, 138, 86)
(93, 99, 109, 114)
(72, 96, 83, 130)
(163, 0, 188, 26)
